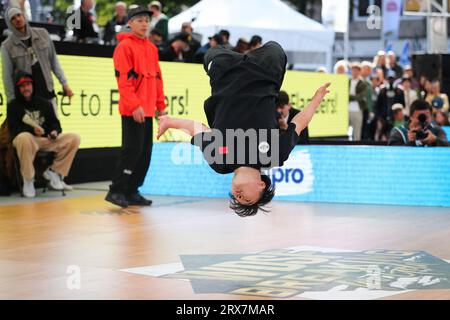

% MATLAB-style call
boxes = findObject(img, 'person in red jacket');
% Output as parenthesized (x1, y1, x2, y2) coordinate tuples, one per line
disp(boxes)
(106, 6, 166, 208)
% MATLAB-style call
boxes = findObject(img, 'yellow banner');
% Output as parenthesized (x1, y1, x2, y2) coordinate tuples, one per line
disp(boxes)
(0, 55, 348, 148)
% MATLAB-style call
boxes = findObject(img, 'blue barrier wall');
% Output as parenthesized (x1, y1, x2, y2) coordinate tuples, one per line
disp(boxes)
(140, 143, 450, 207)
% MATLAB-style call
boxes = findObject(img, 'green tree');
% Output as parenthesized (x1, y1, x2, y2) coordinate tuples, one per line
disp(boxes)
(52, 0, 201, 26)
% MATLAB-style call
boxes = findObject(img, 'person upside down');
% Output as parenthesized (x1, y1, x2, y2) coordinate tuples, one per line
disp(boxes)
(157, 41, 331, 217)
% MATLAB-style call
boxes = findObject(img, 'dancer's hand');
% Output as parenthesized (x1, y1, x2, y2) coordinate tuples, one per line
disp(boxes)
(313, 82, 331, 101)
(132, 106, 145, 123)
(157, 115, 171, 140)
(34, 127, 44, 137)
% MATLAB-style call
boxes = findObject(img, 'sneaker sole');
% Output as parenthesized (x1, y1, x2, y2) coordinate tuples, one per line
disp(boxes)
(105, 196, 129, 208)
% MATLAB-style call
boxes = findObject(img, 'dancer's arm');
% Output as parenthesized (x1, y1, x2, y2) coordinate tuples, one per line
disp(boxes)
(157, 115, 211, 139)
(291, 82, 331, 135)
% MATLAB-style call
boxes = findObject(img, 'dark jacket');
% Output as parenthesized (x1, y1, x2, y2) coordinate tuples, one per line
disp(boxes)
(103, 15, 127, 44)
(72, 7, 98, 42)
(6, 71, 62, 140)
(349, 78, 368, 112)
(153, 15, 169, 42)
(376, 83, 405, 120)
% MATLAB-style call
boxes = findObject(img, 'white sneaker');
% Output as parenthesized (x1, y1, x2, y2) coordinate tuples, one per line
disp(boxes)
(43, 168, 64, 190)
(23, 179, 36, 198)
(61, 181, 73, 191)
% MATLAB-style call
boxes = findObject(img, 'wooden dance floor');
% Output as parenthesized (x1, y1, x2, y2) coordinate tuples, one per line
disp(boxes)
(1, 184, 450, 300)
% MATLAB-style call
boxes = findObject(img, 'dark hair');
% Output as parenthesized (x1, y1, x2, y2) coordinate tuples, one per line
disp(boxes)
(250, 35, 262, 47)
(229, 175, 275, 217)
(410, 100, 432, 117)
(276, 91, 290, 107)
(151, 29, 163, 37)
(219, 29, 230, 40)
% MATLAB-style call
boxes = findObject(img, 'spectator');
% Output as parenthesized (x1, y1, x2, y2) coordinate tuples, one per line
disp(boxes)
(387, 51, 403, 79)
(149, 29, 164, 51)
(1, 7, 74, 118)
(180, 22, 201, 63)
(103, 2, 128, 45)
(107, 6, 167, 208)
(219, 29, 233, 50)
(361, 61, 374, 140)
(434, 110, 450, 127)
(72, 0, 99, 43)
(276, 91, 309, 144)
(425, 80, 449, 112)
(249, 35, 262, 51)
(7, 71, 80, 197)
(388, 100, 449, 146)
(402, 77, 418, 116)
(233, 37, 249, 54)
(348, 62, 368, 141)
(403, 65, 420, 90)
(368, 71, 382, 139)
(149, 1, 169, 43)
(374, 50, 388, 76)
(159, 33, 190, 62)
(391, 103, 407, 128)
(418, 75, 430, 100)
(333, 60, 348, 75)
(375, 69, 405, 141)
(195, 33, 223, 63)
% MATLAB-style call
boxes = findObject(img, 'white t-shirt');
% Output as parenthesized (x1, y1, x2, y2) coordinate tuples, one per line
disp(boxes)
(349, 79, 360, 112)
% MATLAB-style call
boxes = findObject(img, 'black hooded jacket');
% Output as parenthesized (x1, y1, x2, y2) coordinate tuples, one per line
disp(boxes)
(7, 71, 62, 140)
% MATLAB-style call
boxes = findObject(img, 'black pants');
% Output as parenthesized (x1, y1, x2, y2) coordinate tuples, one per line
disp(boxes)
(110, 117, 153, 195)
(204, 41, 287, 85)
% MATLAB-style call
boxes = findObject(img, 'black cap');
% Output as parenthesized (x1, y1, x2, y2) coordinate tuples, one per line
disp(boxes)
(208, 33, 224, 45)
(128, 6, 153, 20)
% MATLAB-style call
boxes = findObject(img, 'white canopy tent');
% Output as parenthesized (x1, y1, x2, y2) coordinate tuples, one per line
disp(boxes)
(168, 0, 334, 71)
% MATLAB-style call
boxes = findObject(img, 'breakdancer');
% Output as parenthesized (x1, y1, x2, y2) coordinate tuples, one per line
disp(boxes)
(157, 41, 330, 216)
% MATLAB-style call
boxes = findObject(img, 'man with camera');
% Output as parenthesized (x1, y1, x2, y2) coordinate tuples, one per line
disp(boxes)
(388, 100, 449, 147)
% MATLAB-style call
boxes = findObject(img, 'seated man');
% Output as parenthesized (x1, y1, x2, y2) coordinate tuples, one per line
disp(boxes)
(157, 41, 330, 216)
(388, 100, 449, 147)
(7, 71, 80, 197)
(276, 90, 309, 145)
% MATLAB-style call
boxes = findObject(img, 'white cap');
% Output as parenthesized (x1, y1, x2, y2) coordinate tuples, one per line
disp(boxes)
(391, 103, 404, 111)
(149, 1, 162, 9)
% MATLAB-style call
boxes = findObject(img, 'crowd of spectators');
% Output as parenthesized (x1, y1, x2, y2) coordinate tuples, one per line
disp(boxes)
(333, 50, 449, 146)
(2, 1, 449, 147)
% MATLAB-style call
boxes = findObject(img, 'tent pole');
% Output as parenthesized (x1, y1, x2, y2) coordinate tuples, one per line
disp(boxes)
(343, 0, 350, 62)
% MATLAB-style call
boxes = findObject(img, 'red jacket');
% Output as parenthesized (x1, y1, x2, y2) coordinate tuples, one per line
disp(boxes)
(113, 33, 166, 117)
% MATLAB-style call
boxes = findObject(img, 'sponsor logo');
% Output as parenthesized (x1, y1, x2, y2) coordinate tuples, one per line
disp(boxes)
(265, 150, 314, 196)
(121, 246, 450, 299)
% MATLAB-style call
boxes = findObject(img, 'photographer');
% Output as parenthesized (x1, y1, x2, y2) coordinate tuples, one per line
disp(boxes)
(276, 91, 309, 144)
(388, 100, 449, 147)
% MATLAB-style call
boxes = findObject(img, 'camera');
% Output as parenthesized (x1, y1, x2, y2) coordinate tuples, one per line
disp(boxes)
(414, 114, 429, 140)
